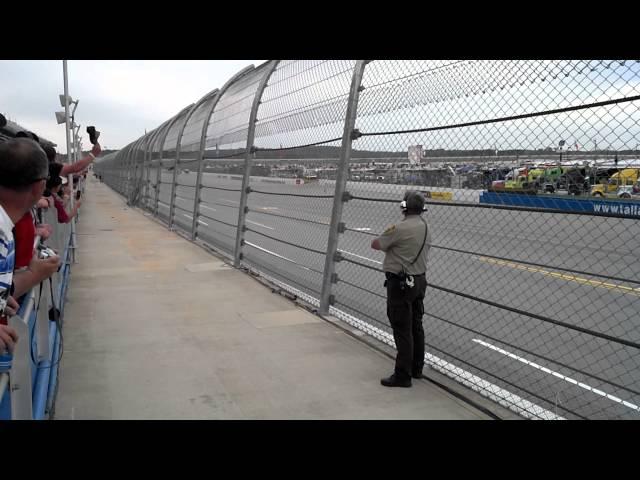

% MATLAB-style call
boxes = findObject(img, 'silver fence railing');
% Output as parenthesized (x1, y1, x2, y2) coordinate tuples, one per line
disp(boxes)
(95, 60, 640, 420)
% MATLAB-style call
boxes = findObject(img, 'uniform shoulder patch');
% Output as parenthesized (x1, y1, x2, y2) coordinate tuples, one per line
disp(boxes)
(383, 224, 396, 234)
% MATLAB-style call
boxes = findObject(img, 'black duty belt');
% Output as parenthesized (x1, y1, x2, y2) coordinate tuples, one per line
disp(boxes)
(385, 272, 425, 279)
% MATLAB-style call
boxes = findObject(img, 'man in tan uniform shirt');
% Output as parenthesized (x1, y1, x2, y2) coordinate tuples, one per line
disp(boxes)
(371, 191, 431, 387)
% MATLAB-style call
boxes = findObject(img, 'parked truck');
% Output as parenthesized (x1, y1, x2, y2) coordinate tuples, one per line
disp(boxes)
(591, 168, 640, 197)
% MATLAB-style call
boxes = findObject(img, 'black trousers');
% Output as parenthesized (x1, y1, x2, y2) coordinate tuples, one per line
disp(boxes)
(385, 272, 427, 381)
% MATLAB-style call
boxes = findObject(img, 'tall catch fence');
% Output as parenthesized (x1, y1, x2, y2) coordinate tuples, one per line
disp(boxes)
(96, 60, 640, 419)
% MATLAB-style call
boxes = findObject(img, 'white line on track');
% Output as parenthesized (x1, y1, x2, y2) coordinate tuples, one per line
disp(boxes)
(351, 227, 372, 232)
(200, 205, 217, 213)
(182, 213, 208, 226)
(220, 198, 239, 204)
(338, 249, 382, 264)
(246, 220, 274, 230)
(472, 338, 640, 412)
(244, 242, 315, 272)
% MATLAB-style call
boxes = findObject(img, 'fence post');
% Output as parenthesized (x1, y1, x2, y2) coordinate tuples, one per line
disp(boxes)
(118, 150, 124, 193)
(319, 60, 367, 315)
(8, 302, 35, 419)
(118, 149, 122, 193)
(139, 133, 155, 207)
(169, 96, 214, 229)
(154, 141, 163, 216)
(142, 134, 154, 209)
(43, 208, 61, 298)
(155, 106, 193, 218)
(234, 60, 279, 267)
(36, 285, 50, 361)
(124, 144, 131, 200)
(131, 137, 149, 206)
(191, 66, 255, 241)
(124, 144, 135, 199)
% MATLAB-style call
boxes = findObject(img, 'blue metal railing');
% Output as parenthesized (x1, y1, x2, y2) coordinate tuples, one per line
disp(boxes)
(0, 207, 75, 420)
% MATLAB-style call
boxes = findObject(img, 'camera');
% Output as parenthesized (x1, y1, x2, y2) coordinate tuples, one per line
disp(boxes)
(87, 126, 100, 145)
(37, 245, 57, 259)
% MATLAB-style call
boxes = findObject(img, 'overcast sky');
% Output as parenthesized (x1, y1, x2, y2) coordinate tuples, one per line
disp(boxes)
(2, 60, 638, 156)
(0, 60, 265, 153)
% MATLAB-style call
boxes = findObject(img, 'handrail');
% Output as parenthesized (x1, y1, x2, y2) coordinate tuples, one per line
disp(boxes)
(0, 373, 8, 403)
(1, 203, 76, 419)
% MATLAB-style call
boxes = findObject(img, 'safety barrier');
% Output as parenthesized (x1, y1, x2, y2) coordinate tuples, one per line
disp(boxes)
(0, 204, 75, 419)
(95, 60, 640, 419)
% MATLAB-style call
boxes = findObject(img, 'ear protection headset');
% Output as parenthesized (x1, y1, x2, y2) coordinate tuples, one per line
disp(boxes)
(400, 191, 428, 213)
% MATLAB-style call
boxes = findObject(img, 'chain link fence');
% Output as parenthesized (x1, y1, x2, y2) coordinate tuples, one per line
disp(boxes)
(95, 60, 640, 419)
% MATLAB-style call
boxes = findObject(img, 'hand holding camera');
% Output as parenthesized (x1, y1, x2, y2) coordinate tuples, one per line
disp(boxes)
(33, 247, 61, 277)
(1, 296, 19, 318)
(37, 245, 57, 259)
(91, 142, 101, 158)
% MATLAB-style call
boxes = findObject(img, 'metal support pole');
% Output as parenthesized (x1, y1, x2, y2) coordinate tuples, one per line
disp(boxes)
(129, 141, 138, 203)
(141, 134, 155, 206)
(154, 138, 164, 216)
(124, 143, 132, 199)
(154, 105, 193, 219)
(145, 128, 164, 211)
(191, 65, 255, 241)
(319, 60, 367, 315)
(234, 60, 279, 267)
(9, 299, 35, 419)
(143, 135, 154, 209)
(120, 147, 127, 196)
(126, 142, 139, 204)
(33, 233, 50, 362)
(121, 149, 125, 193)
(62, 60, 77, 264)
(135, 134, 153, 207)
(170, 96, 216, 229)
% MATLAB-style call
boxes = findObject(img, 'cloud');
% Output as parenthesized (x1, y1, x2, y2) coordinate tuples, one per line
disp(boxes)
(0, 60, 265, 152)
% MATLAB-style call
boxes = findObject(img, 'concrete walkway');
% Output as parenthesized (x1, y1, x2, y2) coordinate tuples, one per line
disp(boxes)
(55, 177, 493, 419)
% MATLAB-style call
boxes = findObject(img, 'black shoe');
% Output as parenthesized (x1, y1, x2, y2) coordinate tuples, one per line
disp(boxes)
(412, 371, 423, 379)
(87, 126, 100, 145)
(380, 374, 412, 388)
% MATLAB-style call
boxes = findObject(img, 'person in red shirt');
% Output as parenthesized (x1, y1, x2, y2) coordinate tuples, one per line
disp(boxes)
(47, 175, 80, 224)
(13, 211, 36, 270)
(12, 209, 52, 270)
(11, 214, 60, 299)
(11, 206, 61, 300)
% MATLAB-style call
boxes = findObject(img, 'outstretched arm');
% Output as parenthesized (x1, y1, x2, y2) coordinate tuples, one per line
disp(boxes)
(60, 143, 101, 176)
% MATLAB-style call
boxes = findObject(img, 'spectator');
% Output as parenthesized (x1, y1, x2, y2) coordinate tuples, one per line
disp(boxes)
(371, 191, 430, 388)
(0, 138, 49, 350)
(11, 161, 62, 299)
(47, 175, 80, 224)
(11, 210, 60, 300)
